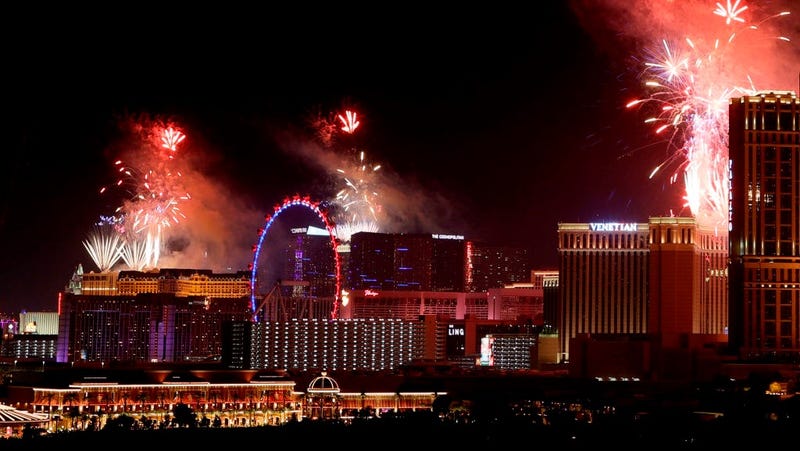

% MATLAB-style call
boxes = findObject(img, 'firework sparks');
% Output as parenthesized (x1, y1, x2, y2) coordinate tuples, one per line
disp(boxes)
(98, 121, 190, 269)
(627, 0, 792, 233)
(160, 127, 186, 151)
(83, 221, 124, 272)
(335, 150, 382, 213)
(714, 0, 747, 25)
(307, 106, 386, 242)
(119, 236, 151, 271)
(333, 220, 381, 243)
(308, 108, 338, 148)
(334, 149, 383, 242)
(338, 110, 360, 134)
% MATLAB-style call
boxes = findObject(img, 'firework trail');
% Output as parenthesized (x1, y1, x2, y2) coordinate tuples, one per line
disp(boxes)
(82, 219, 125, 272)
(310, 107, 385, 242)
(625, 0, 794, 233)
(98, 121, 190, 269)
(120, 236, 151, 271)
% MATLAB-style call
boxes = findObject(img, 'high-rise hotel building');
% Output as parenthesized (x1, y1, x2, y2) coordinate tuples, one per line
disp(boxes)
(648, 218, 728, 346)
(248, 318, 422, 372)
(466, 241, 531, 292)
(557, 222, 650, 363)
(347, 232, 466, 292)
(532, 269, 559, 330)
(280, 226, 338, 298)
(57, 268, 252, 363)
(728, 90, 800, 359)
(347, 231, 530, 294)
(558, 219, 728, 363)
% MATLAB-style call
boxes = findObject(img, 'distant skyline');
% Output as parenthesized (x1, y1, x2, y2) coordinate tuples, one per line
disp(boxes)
(2, 1, 798, 311)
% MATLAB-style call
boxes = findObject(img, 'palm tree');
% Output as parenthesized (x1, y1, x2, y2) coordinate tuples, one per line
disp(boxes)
(42, 392, 55, 428)
(194, 390, 206, 414)
(136, 391, 148, 412)
(158, 393, 167, 421)
(64, 392, 78, 408)
(63, 393, 79, 429)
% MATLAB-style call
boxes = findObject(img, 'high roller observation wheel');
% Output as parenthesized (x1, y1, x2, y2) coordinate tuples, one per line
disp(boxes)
(249, 195, 342, 320)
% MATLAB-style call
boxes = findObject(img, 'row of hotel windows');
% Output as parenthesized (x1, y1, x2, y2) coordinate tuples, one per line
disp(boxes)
(748, 267, 800, 283)
(560, 234, 649, 250)
(744, 114, 799, 133)
(750, 289, 800, 306)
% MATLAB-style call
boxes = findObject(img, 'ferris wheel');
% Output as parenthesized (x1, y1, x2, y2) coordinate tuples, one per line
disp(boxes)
(249, 195, 342, 321)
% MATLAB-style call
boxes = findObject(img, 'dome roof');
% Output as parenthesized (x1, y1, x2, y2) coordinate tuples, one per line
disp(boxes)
(307, 372, 340, 394)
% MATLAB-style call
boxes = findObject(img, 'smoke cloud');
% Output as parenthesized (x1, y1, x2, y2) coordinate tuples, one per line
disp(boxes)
(570, 0, 800, 92)
(96, 113, 263, 274)
(273, 122, 469, 239)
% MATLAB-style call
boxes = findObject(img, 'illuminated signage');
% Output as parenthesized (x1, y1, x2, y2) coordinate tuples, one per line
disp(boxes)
(479, 336, 494, 366)
(290, 227, 308, 234)
(588, 222, 638, 232)
(447, 325, 465, 336)
(364, 289, 379, 297)
(432, 234, 464, 240)
(24, 321, 37, 334)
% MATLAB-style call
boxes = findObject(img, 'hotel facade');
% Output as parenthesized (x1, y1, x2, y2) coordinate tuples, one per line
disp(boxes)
(557, 219, 728, 364)
(728, 90, 800, 359)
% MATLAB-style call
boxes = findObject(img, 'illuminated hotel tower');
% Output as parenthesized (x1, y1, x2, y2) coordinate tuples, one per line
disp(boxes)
(557, 222, 650, 363)
(347, 232, 467, 292)
(728, 90, 800, 359)
(282, 226, 337, 297)
(57, 269, 251, 363)
(558, 219, 729, 364)
(532, 269, 559, 330)
(648, 218, 728, 348)
(466, 241, 530, 292)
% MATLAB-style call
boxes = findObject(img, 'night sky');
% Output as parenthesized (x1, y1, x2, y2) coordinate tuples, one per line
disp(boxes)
(3, 1, 798, 312)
